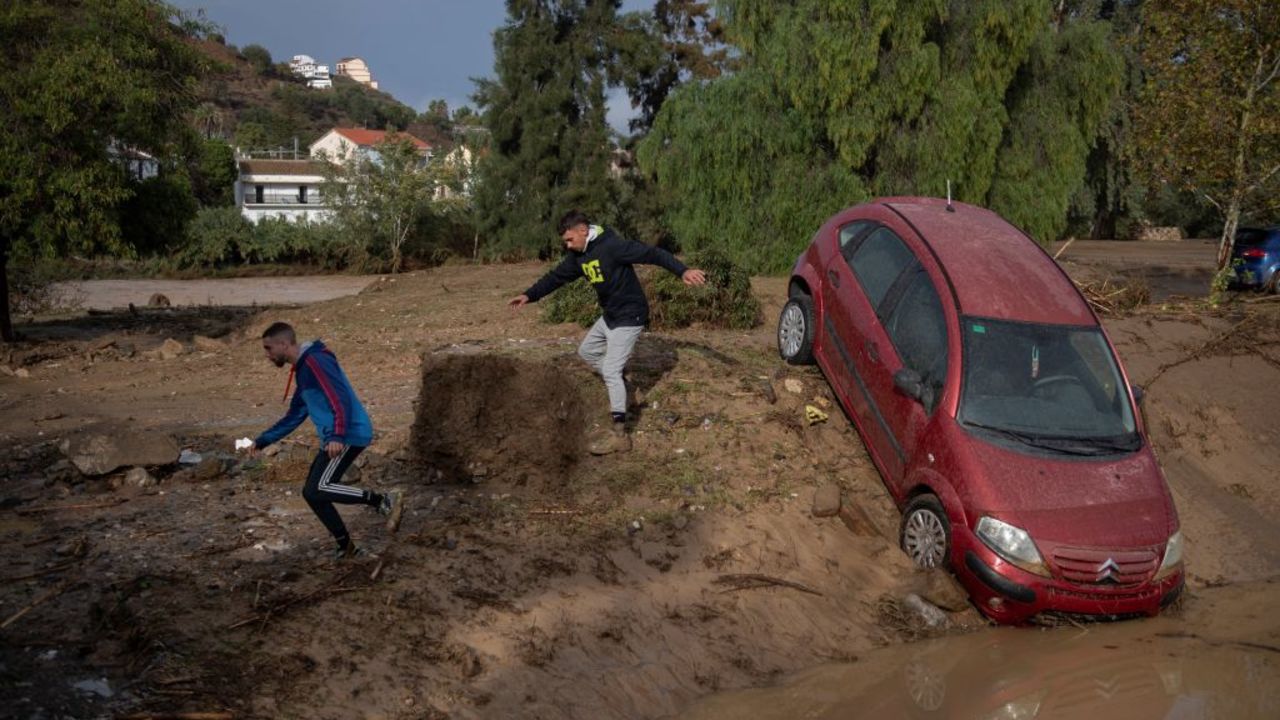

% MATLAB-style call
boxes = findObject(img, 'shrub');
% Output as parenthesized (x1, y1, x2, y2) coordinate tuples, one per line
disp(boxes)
(540, 278, 598, 327)
(648, 248, 761, 330)
(179, 206, 252, 266)
(539, 248, 761, 330)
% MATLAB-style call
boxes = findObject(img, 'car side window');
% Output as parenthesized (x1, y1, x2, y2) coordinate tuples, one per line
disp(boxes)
(885, 268, 948, 391)
(848, 227, 916, 310)
(838, 221, 874, 259)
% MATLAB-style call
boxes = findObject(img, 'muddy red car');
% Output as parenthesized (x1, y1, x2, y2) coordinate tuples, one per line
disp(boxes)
(778, 197, 1184, 623)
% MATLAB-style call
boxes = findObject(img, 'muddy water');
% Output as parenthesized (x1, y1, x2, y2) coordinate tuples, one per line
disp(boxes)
(680, 598, 1280, 719)
(51, 275, 377, 310)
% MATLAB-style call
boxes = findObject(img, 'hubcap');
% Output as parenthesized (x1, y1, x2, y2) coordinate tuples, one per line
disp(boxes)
(779, 303, 805, 358)
(903, 509, 947, 567)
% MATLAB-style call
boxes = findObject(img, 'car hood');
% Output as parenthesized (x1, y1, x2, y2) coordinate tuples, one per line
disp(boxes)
(953, 430, 1176, 547)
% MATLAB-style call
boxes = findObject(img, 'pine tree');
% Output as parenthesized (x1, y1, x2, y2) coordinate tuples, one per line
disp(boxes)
(473, 0, 620, 259)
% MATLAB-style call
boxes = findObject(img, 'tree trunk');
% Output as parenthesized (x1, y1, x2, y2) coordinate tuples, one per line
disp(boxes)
(0, 239, 13, 343)
(1218, 53, 1264, 269)
(1218, 198, 1242, 270)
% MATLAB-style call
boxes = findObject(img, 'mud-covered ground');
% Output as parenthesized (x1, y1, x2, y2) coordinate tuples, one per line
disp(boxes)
(1, 248, 1278, 719)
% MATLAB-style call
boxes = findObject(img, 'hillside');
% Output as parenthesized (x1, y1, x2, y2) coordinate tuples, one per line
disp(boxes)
(190, 37, 453, 151)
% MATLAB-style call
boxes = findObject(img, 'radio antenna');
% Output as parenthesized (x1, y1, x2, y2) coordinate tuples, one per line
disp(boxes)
(946, 180, 955, 212)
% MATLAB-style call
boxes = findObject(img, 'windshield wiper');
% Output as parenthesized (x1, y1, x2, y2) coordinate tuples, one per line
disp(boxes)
(962, 422, 1108, 456)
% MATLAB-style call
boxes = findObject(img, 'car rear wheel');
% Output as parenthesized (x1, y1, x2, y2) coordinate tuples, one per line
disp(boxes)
(778, 294, 815, 365)
(901, 494, 951, 569)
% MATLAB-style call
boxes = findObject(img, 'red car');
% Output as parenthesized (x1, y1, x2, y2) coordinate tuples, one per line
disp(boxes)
(778, 197, 1184, 624)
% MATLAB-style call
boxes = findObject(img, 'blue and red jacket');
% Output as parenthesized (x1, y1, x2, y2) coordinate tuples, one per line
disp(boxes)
(255, 340, 373, 449)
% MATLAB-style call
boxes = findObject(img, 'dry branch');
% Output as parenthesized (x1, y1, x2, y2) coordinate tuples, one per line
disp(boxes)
(1, 579, 76, 630)
(16, 499, 128, 515)
(713, 573, 823, 596)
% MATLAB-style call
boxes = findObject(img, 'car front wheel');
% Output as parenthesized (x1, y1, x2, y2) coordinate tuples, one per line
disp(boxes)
(901, 494, 951, 569)
(777, 294, 816, 365)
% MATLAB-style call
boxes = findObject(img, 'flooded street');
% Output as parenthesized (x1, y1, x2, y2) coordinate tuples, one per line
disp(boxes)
(680, 580, 1280, 720)
(52, 275, 377, 310)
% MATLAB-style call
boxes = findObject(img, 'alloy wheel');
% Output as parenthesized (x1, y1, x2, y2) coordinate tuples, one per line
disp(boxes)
(903, 508, 948, 567)
(778, 302, 806, 359)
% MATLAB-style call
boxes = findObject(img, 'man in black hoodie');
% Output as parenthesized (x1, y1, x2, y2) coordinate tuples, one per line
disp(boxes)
(509, 210, 706, 454)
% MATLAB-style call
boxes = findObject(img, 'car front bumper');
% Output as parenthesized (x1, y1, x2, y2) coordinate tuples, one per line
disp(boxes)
(952, 530, 1184, 625)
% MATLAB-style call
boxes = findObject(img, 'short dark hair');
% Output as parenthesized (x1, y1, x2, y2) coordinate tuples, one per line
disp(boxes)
(262, 322, 296, 343)
(557, 210, 590, 235)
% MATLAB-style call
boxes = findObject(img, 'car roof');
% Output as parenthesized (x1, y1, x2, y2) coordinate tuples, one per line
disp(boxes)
(876, 197, 1096, 326)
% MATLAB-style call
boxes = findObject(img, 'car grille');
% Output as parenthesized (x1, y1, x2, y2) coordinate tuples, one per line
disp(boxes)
(1052, 546, 1158, 585)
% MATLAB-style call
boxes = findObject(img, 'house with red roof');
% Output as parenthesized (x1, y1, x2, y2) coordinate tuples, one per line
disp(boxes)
(309, 127, 431, 165)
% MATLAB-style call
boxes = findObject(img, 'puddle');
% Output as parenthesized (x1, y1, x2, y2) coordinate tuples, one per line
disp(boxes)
(679, 618, 1280, 719)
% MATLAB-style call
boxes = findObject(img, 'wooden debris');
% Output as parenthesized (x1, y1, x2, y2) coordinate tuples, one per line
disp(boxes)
(1, 579, 76, 630)
(713, 573, 823, 596)
(16, 499, 129, 515)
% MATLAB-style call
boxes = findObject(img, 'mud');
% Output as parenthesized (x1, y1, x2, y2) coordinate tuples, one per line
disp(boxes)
(682, 578, 1280, 719)
(1, 258, 1278, 719)
(410, 354, 589, 485)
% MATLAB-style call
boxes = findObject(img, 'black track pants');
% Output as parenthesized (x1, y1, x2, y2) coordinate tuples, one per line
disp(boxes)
(302, 445, 377, 546)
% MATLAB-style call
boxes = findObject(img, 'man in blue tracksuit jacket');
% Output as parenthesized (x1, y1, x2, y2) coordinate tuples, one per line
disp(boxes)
(248, 322, 402, 559)
(509, 210, 706, 454)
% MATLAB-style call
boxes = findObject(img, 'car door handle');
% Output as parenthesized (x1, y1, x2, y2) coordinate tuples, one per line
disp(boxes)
(865, 340, 880, 364)
(827, 269, 840, 288)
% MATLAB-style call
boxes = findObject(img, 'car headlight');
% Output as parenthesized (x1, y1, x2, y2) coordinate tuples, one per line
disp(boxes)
(976, 516, 1050, 577)
(1154, 530, 1183, 580)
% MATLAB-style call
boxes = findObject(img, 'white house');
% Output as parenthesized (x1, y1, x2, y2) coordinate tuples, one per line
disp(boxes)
(234, 159, 331, 224)
(309, 127, 431, 165)
(289, 54, 332, 89)
(335, 57, 378, 89)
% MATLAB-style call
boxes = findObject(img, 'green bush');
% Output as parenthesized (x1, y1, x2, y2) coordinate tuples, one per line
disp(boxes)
(648, 249, 761, 330)
(539, 248, 761, 330)
(540, 277, 598, 327)
(176, 208, 350, 269)
(179, 206, 252, 266)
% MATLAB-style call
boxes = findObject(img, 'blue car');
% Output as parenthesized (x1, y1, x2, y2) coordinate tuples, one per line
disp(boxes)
(1232, 226, 1280, 292)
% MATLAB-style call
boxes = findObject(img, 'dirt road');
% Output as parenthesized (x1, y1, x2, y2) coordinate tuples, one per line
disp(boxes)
(1, 251, 1277, 719)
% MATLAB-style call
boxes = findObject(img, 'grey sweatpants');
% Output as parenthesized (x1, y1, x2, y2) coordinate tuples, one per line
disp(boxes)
(578, 317, 644, 415)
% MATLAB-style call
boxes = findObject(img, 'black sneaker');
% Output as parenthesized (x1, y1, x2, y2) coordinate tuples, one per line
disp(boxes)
(380, 490, 405, 533)
(335, 544, 368, 561)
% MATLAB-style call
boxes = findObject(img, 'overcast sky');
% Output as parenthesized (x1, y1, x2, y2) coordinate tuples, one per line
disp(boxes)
(174, 0, 654, 131)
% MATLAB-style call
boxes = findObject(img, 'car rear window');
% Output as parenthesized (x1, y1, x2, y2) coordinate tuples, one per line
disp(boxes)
(1236, 228, 1268, 246)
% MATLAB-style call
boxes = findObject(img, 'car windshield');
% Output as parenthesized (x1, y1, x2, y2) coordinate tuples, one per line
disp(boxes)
(958, 317, 1138, 453)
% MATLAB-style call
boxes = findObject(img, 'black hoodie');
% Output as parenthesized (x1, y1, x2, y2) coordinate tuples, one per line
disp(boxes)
(524, 227, 688, 328)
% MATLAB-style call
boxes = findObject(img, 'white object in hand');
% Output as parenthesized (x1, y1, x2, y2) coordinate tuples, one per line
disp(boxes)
(235, 437, 254, 451)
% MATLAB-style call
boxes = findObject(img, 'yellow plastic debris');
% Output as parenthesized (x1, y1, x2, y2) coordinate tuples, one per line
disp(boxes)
(805, 405, 829, 425)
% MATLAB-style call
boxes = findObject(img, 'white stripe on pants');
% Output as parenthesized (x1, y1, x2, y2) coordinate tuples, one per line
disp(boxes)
(578, 317, 643, 415)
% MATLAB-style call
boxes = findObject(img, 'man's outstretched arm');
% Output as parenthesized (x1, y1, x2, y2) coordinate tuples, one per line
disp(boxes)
(253, 390, 308, 450)
(510, 254, 581, 307)
(614, 239, 706, 286)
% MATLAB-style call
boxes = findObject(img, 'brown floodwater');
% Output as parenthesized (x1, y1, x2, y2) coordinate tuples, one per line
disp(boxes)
(679, 608, 1280, 720)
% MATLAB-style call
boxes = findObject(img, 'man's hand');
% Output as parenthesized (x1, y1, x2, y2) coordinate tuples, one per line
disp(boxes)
(246, 441, 259, 458)
(325, 440, 344, 459)
(508, 293, 530, 309)
(682, 269, 707, 286)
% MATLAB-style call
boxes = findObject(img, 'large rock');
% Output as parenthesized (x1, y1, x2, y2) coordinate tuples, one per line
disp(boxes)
(59, 430, 179, 476)
(193, 335, 228, 353)
(158, 338, 186, 361)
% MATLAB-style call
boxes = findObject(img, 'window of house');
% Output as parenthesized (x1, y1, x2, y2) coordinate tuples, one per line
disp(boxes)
(299, 185, 308, 204)
(254, 185, 264, 204)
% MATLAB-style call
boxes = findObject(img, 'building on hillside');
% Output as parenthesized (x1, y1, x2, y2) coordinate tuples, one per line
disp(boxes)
(309, 127, 431, 165)
(335, 57, 378, 89)
(288, 54, 332, 89)
(111, 145, 160, 181)
(435, 145, 477, 200)
(234, 159, 331, 224)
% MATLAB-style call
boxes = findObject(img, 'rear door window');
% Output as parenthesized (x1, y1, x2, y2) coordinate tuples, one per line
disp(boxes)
(838, 221, 874, 259)
(884, 268, 948, 390)
(848, 227, 915, 311)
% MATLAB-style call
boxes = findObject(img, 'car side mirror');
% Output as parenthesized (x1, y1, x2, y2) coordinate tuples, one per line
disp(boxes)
(894, 368, 924, 401)
(1131, 384, 1146, 407)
